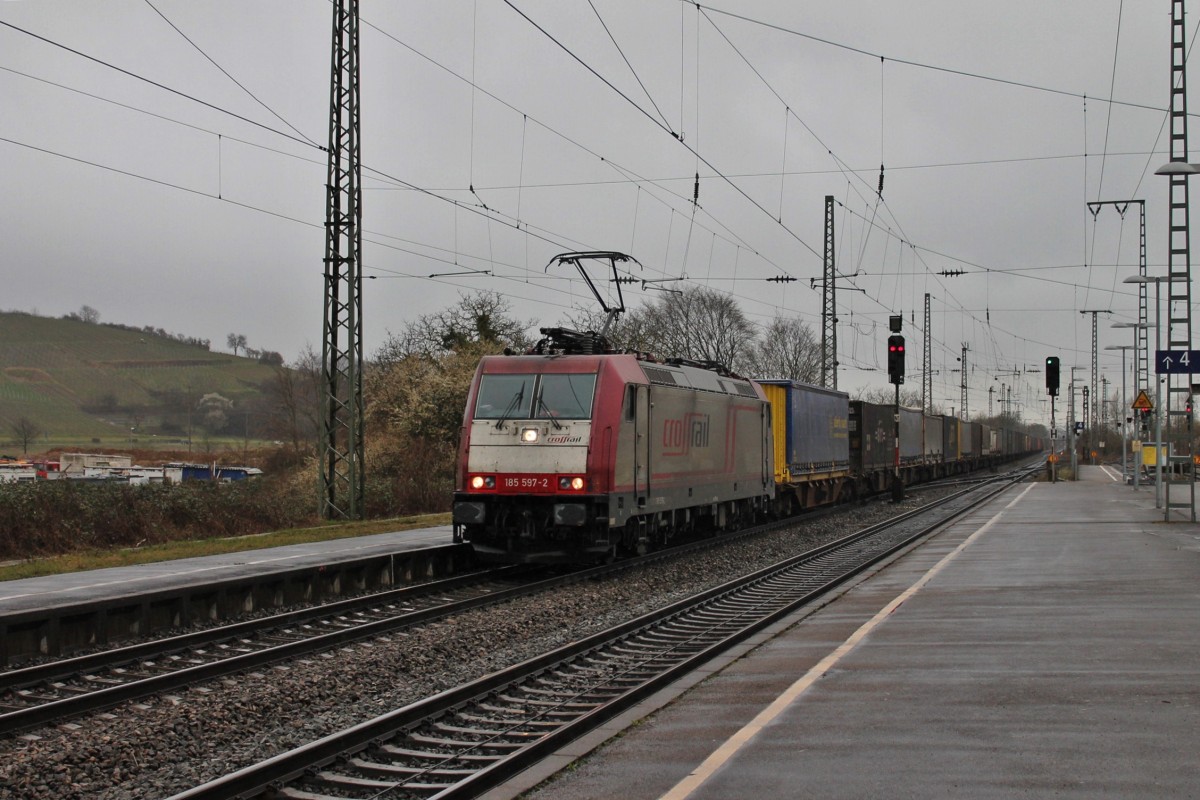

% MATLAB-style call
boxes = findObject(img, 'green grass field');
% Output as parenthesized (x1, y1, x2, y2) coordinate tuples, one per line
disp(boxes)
(0, 312, 283, 448)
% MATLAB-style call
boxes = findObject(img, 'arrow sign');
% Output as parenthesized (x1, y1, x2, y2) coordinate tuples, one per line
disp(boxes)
(1156, 349, 1200, 374)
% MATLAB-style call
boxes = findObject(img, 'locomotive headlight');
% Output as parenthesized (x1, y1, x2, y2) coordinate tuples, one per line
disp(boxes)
(521, 427, 539, 443)
(470, 476, 484, 489)
(570, 477, 584, 490)
(559, 476, 585, 490)
(470, 475, 495, 489)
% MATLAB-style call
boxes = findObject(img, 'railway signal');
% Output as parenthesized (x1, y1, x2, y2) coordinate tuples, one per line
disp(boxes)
(887, 335, 905, 385)
(1045, 356, 1060, 396)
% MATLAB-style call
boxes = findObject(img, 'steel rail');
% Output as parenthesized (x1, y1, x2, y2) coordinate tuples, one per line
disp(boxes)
(0, 500, 842, 736)
(0, 567, 546, 735)
(166, 465, 1036, 800)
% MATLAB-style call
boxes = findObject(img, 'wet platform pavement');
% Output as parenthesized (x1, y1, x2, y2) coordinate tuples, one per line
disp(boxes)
(510, 465, 1200, 800)
(0, 523, 454, 617)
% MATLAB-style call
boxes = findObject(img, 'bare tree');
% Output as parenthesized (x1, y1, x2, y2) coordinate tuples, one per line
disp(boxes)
(78, 305, 100, 324)
(630, 286, 755, 372)
(226, 333, 248, 356)
(264, 345, 322, 452)
(745, 316, 821, 382)
(854, 386, 925, 408)
(9, 417, 42, 454)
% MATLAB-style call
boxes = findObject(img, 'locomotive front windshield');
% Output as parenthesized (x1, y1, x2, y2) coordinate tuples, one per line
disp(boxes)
(474, 373, 596, 420)
(534, 374, 596, 419)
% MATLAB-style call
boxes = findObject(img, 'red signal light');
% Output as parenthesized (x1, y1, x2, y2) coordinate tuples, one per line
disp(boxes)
(887, 334, 905, 385)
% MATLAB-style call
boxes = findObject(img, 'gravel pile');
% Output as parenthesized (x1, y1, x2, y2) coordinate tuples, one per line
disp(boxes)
(0, 490, 959, 800)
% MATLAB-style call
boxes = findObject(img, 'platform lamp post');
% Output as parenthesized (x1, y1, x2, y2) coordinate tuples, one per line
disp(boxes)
(1123, 275, 1174, 509)
(1113, 321, 1156, 495)
(1105, 344, 1133, 484)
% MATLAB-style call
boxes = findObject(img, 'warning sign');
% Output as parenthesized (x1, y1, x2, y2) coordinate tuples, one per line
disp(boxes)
(1132, 390, 1154, 411)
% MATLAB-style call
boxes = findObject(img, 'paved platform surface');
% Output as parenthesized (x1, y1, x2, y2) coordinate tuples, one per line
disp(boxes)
(516, 466, 1200, 800)
(0, 524, 453, 616)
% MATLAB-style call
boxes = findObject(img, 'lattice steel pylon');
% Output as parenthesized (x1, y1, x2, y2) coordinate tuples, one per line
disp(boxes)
(319, 0, 364, 520)
(1164, 0, 1195, 521)
(1087, 201, 1146, 396)
(960, 343, 969, 420)
(923, 293, 932, 415)
(1079, 309, 1110, 432)
(820, 195, 837, 389)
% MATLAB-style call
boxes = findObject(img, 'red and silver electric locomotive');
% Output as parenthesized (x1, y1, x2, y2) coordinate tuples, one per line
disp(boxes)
(452, 335, 773, 561)
(453, 252, 772, 561)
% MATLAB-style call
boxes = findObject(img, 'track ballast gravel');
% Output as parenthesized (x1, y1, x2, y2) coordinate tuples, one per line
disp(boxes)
(0, 489, 962, 800)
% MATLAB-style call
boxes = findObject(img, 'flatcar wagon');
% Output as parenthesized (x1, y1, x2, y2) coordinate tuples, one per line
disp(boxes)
(759, 380, 849, 514)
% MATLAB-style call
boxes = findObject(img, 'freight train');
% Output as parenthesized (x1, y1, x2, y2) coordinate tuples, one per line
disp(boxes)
(451, 329, 1041, 562)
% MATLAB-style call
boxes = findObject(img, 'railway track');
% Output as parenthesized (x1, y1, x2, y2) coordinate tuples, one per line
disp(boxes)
(0, 498, 846, 736)
(168, 464, 1037, 800)
(0, 566, 547, 735)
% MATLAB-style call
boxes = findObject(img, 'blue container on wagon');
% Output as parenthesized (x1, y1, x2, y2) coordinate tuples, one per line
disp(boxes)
(758, 380, 850, 481)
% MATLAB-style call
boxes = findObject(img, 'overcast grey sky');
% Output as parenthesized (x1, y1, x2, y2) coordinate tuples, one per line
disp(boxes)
(0, 1, 1189, 426)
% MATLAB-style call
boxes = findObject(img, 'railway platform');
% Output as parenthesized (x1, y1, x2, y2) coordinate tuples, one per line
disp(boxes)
(0, 522, 462, 664)
(513, 464, 1200, 800)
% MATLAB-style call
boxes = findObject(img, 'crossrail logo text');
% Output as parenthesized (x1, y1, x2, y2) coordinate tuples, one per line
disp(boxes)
(545, 434, 583, 444)
(663, 413, 711, 456)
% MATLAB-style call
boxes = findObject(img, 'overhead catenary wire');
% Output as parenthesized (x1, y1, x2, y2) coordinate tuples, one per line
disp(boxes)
(0, 14, 800, 306)
(0, 19, 320, 150)
(0, 4, 1154, 413)
(586, 0, 672, 132)
(140, 0, 320, 149)
(499, 0, 825, 267)
(690, 0, 1199, 120)
(2, 6, 1154, 348)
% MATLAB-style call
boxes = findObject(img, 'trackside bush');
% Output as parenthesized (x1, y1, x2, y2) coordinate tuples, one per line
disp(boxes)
(0, 479, 314, 560)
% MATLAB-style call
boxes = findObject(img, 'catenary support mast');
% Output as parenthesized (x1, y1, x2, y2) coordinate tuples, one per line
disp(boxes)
(1165, 0, 1195, 520)
(820, 195, 837, 390)
(923, 293, 932, 415)
(319, 0, 364, 519)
